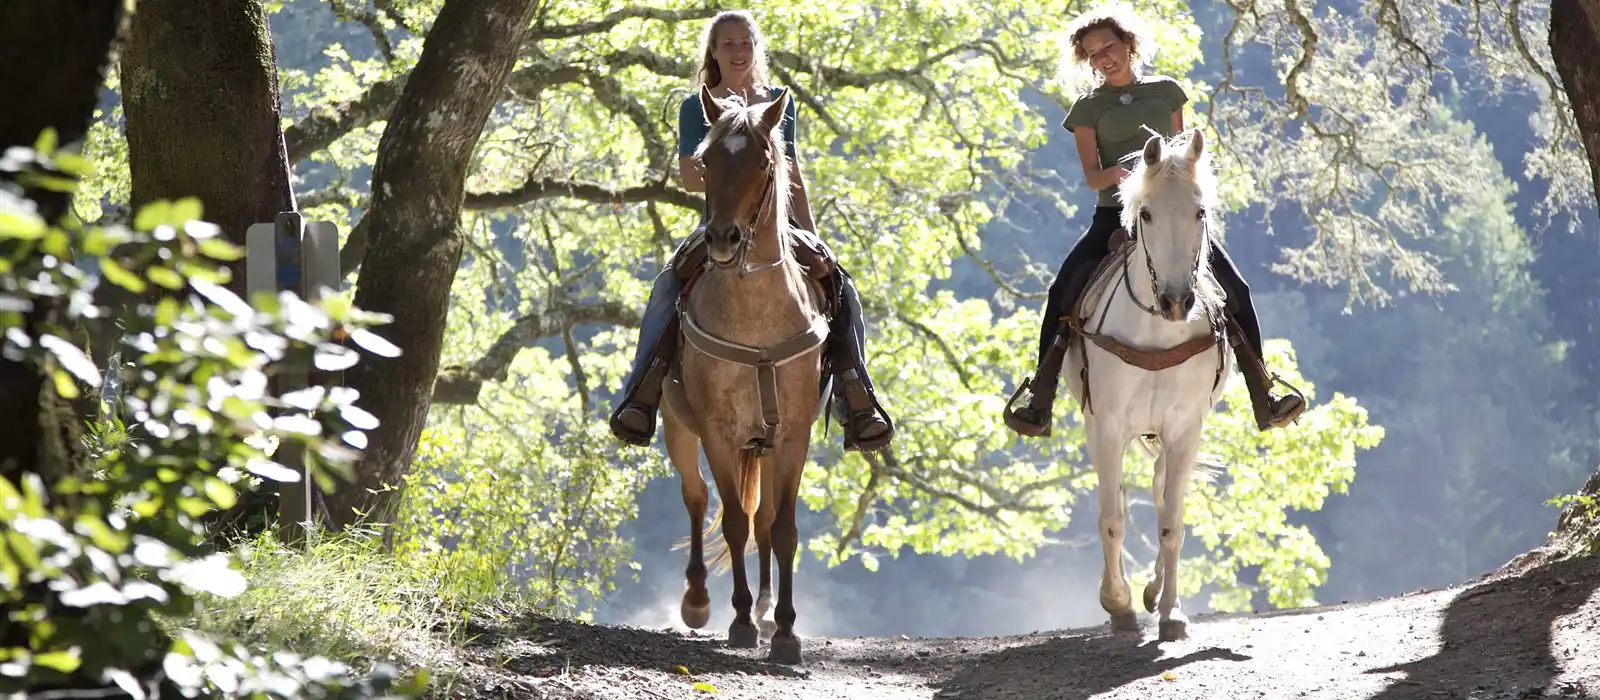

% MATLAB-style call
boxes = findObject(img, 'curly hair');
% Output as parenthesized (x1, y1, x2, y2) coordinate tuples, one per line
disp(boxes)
(1062, 3, 1157, 89)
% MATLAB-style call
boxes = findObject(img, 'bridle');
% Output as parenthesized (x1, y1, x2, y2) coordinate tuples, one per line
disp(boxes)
(1119, 208, 1210, 321)
(704, 129, 782, 278)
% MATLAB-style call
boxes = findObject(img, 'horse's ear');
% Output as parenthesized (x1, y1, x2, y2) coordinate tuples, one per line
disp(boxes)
(1142, 134, 1163, 167)
(700, 83, 723, 125)
(759, 88, 790, 136)
(1187, 129, 1206, 162)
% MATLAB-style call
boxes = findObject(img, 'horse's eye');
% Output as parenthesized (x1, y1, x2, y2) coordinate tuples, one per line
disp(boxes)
(1139, 209, 1152, 222)
(1196, 209, 1206, 221)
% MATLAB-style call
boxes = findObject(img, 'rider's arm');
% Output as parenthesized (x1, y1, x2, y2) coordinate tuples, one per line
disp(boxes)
(678, 95, 708, 192)
(1172, 109, 1184, 134)
(1073, 127, 1128, 192)
(1063, 96, 1126, 192)
(780, 91, 818, 232)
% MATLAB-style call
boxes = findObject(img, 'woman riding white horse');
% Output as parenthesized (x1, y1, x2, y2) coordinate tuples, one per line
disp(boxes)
(1004, 5, 1305, 438)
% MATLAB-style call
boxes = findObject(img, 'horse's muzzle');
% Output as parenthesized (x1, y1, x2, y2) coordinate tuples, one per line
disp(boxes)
(704, 222, 748, 267)
(1158, 290, 1196, 321)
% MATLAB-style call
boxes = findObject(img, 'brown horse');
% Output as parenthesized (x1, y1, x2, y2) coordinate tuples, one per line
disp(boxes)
(659, 85, 829, 665)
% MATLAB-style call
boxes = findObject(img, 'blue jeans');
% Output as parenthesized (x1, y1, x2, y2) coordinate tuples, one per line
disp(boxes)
(619, 267, 683, 396)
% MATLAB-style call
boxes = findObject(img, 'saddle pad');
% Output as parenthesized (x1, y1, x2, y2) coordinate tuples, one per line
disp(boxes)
(1070, 228, 1135, 325)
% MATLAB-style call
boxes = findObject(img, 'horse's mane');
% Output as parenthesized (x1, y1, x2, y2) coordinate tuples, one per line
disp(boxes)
(694, 92, 793, 243)
(1116, 130, 1226, 311)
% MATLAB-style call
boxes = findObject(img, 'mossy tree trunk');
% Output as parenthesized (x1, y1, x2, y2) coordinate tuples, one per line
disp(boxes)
(1551, 0, 1600, 206)
(0, 0, 126, 486)
(324, 0, 541, 530)
(119, 0, 299, 536)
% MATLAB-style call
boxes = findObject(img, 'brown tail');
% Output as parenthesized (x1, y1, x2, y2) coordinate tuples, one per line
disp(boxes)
(683, 448, 763, 574)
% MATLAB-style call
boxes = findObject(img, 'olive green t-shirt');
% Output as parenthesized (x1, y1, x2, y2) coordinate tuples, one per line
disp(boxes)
(1062, 75, 1190, 207)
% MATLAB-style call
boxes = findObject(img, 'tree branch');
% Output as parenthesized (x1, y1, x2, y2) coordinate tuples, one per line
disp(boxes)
(284, 75, 406, 162)
(464, 176, 702, 211)
(329, 0, 394, 62)
(524, 6, 720, 42)
(432, 299, 641, 404)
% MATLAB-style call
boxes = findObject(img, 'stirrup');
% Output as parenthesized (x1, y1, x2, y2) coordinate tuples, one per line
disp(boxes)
(1003, 378, 1052, 437)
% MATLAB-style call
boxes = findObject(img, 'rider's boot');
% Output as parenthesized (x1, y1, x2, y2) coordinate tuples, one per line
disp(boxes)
(824, 269, 894, 452)
(1228, 323, 1306, 431)
(608, 314, 679, 446)
(1003, 330, 1070, 438)
(1004, 252, 1102, 438)
(609, 255, 692, 447)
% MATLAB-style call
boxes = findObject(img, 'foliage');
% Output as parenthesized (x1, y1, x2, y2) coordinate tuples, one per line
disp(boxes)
(0, 134, 422, 698)
(1198, 0, 1594, 307)
(1547, 473, 1600, 558)
(392, 411, 664, 617)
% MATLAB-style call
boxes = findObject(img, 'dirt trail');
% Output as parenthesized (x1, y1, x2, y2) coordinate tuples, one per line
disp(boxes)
(449, 553, 1600, 700)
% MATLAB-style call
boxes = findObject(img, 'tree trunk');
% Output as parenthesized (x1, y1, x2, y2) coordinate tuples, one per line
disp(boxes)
(119, 0, 299, 537)
(0, 1, 126, 485)
(324, 0, 540, 529)
(1551, 0, 1600, 206)
(121, 0, 296, 291)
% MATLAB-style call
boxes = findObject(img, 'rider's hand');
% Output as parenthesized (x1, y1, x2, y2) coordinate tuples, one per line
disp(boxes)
(1112, 166, 1133, 184)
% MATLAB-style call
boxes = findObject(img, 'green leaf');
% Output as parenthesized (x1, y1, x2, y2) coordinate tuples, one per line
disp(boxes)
(99, 258, 147, 294)
(693, 682, 719, 693)
(133, 201, 170, 231)
(51, 368, 80, 400)
(148, 266, 185, 290)
(196, 236, 245, 262)
(33, 649, 82, 674)
(170, 196, 204, 225)
(75, 513, 128, 554)
(33, 127, 58, 155)
(203, 477, 237, 510)
(4, 531, 41, 570)
(0, 211, 47, 240)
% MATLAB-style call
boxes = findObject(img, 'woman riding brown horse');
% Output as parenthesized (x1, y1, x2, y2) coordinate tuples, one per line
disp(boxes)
(609, 10, 894, 454)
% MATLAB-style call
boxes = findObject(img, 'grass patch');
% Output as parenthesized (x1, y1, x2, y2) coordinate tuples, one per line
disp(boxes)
(166, 528, 480, 690)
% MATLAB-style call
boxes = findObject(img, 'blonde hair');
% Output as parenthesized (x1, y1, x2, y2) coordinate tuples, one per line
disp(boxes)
(693, 11, 773, 91)
(1061, 3, 1158, 93)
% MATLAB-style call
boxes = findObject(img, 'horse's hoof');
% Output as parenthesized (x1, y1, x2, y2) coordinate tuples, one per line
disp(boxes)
(758, 618, 778, 640)
(728, 621, 760, 649)
(680, 599, 711, 630)
(1110, 611, 1141, 633)
(1143, 579, 1161, 613)
(768, 633, 803, 665)
(1158, 617, 1189, 642)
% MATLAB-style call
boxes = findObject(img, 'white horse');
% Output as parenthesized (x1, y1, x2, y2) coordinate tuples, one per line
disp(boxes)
(1062, 129, 1232, 642)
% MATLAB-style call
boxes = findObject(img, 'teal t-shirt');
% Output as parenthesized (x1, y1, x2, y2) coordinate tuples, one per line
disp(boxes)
(679, 86, 799, 160)
(1062, 75, 1189, 207)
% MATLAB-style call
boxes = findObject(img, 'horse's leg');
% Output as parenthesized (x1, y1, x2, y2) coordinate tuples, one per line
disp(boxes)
(1144, 443, 1167, 614)
(707, 444, 760, 649)
(665, 416, 711, 629)
(767, 438, 808, 665)
(1089, 422, 1139, 632)
(754, 485, 777, 640)
(1154, 429, 1201, 642)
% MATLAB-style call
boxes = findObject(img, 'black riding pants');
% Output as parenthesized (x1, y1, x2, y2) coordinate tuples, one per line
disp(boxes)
(1035, 206, 1264, 365)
